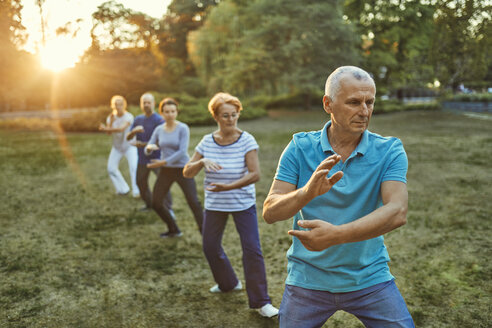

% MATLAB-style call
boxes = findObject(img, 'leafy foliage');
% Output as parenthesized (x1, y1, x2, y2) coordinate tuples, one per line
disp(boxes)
(189, 0, 359, 101)
(442, 92, 492, 102)
(429, 0, 491, 89)
(0, 0, 490, 112)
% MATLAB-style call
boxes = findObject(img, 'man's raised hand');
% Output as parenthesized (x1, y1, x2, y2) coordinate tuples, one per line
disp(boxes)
(301, 154, 343, 200)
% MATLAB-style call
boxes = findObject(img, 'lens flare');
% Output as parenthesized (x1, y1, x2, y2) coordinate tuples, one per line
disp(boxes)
(40, 36, 80, 72)
(49, 74, 87, 189)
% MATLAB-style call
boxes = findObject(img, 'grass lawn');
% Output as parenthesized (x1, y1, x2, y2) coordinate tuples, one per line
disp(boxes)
(1, 110, 491, 327)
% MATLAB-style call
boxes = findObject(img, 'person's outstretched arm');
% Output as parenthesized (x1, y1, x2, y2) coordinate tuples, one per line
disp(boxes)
(206, 150, 260, 192)
(126, 125, 144, 141)
(288, 180, 408, 251)
(183, 151, 223, 178)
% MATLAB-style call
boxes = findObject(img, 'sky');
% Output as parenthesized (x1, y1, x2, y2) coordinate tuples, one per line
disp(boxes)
(20, 0, 172, 70)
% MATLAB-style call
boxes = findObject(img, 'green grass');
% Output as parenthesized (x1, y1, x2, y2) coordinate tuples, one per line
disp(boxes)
(1, 110, 491, 327)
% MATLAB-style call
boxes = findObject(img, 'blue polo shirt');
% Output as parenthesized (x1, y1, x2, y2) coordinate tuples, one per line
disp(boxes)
(131, 113, 164, 165)
(274, 121, 408, 292)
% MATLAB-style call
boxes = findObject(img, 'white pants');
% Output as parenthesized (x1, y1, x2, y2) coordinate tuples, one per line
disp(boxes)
(107, 146, 139, 196)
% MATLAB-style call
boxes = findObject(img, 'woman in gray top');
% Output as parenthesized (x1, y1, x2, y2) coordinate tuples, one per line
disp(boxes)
(145, 98, 203, 238)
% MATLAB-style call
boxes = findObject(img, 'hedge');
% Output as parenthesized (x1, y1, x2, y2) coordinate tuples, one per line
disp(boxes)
(374, 99, 441, 114)
(0, 94, 267, 132)
(441, 93, 492, 102)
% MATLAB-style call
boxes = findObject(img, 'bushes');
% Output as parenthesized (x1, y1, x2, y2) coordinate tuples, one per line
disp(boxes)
(249, 90, 325, 110)
(374, 99, 402, 114)
(0, 95, 267, 132)
(0, 107, 110, 132)
(400, 102, 441, 111)
(149, 92, 267, 126)
(60, 107, 109, 132)
(442, 93, 492, 102)
(374, 99, 441, 114)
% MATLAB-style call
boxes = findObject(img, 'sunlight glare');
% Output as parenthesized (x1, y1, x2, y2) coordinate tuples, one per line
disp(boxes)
(40, 36, 81, 72)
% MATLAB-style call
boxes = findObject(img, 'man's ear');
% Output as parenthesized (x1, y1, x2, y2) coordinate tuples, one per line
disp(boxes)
(322, 95, 332, 114)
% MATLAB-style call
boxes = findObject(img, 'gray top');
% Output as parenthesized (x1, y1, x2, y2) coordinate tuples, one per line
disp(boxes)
(147, 122, 190, 168)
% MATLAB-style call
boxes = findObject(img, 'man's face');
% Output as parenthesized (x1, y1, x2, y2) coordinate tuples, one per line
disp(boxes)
(140, 96, 154, 115)
(324, 75, 376, 136)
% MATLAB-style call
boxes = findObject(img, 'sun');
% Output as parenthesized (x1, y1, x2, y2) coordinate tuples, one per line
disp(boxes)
(40, 36, 82, 72)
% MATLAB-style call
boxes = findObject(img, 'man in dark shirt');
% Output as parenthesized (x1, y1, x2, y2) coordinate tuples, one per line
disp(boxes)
(127, 93, 172, 213)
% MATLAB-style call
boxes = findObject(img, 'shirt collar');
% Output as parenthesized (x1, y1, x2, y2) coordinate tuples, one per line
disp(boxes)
(321, 120, 369, 156)
(320, 121, 334, 153)
(355, 129, 369, 156)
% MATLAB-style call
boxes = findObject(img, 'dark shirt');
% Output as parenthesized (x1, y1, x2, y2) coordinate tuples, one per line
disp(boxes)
(131, 112, 164, 164)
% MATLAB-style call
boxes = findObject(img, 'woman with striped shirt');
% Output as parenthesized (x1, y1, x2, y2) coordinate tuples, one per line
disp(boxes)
(183, 93, 278, 318)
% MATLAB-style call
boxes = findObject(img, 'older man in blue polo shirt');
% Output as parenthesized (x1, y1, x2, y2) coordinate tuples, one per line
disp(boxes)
(263, 66, 414, 328)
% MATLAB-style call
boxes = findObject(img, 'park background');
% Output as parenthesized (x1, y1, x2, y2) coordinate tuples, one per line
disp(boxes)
(1, 0, 491, 327)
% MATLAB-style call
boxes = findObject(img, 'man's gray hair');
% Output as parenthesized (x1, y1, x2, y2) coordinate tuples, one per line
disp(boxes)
(325, 66, 374, 101)
(140, 93, 155, 103)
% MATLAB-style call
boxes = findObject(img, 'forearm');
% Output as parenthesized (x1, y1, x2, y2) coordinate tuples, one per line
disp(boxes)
(338, 202, 407, 244)
(183, 160, 204, 178)
(165, 149, 187, 166)
(263, 188, 311, 224)
(225, 172, 259, 191)
(147, 159, 167, 168)
(126, 130, 137, 140)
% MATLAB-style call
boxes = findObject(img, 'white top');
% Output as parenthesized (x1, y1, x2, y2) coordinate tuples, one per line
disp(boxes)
(195, 131, 259, 212)
(147, 122, 190, 168)
(107, 112, 134, 152)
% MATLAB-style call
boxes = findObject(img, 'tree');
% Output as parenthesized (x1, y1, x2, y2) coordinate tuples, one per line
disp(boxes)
(0, 0, 32, 111)
(156, 0, 219, 94)
(35, 0, 46, 45)
(90, 1, 160, 50)
(159, 0, 219, 63)
(344, 0, 437, 95)
(430, 0, 491, 90)
(189, 0, 360, 104)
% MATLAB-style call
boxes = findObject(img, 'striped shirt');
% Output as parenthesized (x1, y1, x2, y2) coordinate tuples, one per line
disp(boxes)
(195, 131, 259, 212)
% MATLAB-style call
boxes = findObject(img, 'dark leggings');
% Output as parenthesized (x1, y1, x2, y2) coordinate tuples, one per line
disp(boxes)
(152, 167, 203, 233)
(137, 164, 172, 209)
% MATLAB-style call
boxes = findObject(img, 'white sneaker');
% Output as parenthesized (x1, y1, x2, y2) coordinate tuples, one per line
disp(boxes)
(209, 281, 242, 293)
(256, 303, 279, 318)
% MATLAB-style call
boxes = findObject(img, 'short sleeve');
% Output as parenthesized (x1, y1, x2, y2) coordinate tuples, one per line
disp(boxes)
(382, 139, 408, 183)
(274, 139, 300, 186)
(130, 116, 137, 130)
(125, 112, 134, 125)
(195, 135, 208, 156)
(148, 125, 159, 146)
(243, 132, 259, 153)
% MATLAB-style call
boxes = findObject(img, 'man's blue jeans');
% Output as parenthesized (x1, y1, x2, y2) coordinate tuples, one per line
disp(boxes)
(279, 280, 414, 328)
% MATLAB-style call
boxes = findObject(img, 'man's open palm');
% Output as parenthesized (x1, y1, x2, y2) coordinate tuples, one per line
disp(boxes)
(302, 154, 344, 199)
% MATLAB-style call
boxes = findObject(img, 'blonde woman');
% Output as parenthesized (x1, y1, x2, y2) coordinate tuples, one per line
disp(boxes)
(183, 92, 278, 318)
(99, 95, 139, 197)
